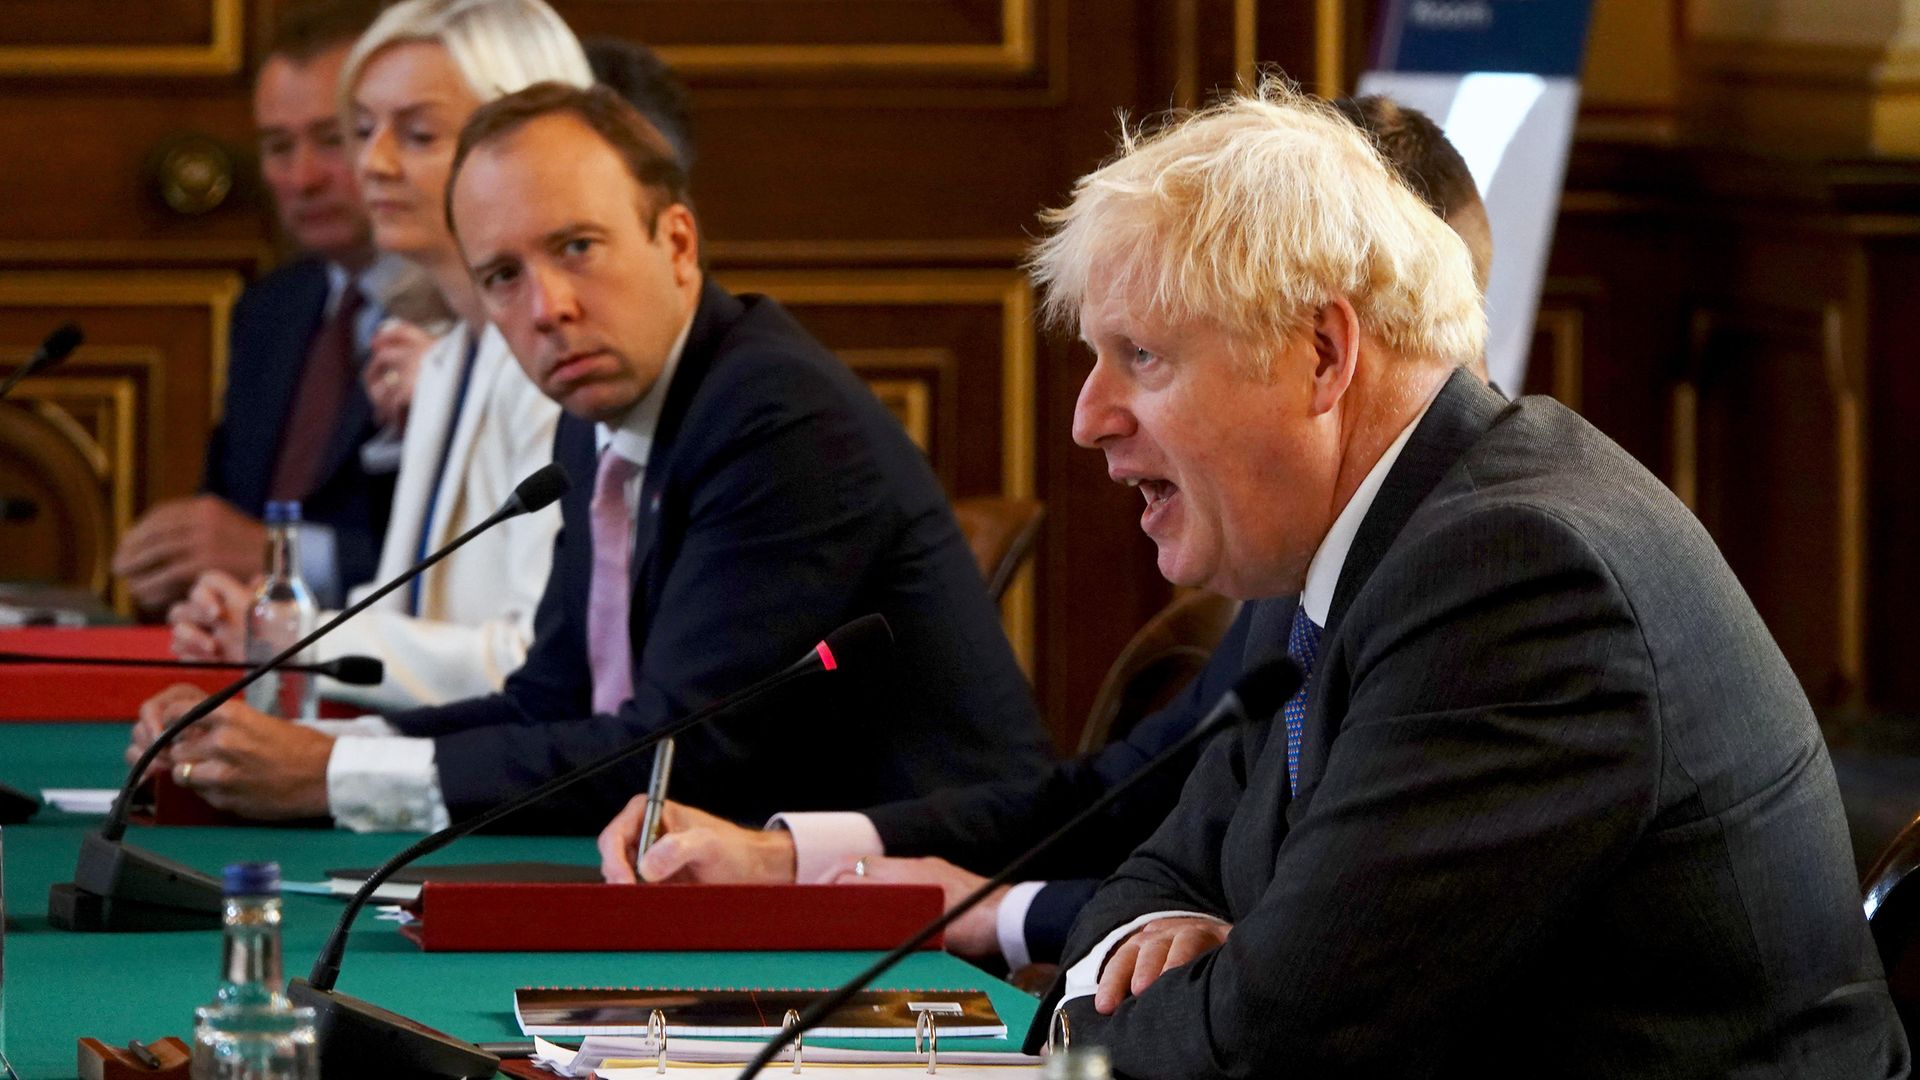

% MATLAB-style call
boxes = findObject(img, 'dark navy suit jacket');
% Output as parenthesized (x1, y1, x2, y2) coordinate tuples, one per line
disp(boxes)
(862, 604, 1265, 965)
(201, 257, 393, 597)
(389, 281, 1052, 831)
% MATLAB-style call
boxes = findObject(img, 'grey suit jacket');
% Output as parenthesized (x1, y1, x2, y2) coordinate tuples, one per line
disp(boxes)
(1039, 369, 1909, 1078)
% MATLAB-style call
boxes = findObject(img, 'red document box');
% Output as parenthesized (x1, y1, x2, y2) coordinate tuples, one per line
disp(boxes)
(401, 882, 945, 952)
(0, 627, 223, 721)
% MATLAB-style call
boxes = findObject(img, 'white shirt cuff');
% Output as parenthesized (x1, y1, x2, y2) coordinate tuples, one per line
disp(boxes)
(323, 729, 450, 833)
(302, 714, 400, 738)
(995, 880, 1046, 970)
(767, 811, 884, 884)
(1058, 909, 1226, 1009)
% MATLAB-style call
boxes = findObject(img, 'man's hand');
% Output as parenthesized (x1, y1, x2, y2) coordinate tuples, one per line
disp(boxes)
(113, 496, 267, 613)
(363, 318, 433, 430)
(167, 570, 255, 663)
(824, 855, 1007, 962)
(1095, 917, 1231, 1014)
(129, 688, 333, 820)
(597, 796, 797, 885)
(128, 682, 208, 781)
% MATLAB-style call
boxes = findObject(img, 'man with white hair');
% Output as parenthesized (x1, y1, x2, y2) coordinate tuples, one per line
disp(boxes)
(1029, 83, 1905, 1077)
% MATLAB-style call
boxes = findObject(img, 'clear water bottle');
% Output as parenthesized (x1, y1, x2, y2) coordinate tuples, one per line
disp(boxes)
(191, 862, 317, 1079)
(244, 502, 317, 720)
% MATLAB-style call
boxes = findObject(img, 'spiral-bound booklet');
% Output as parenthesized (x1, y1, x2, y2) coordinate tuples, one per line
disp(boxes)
(514, 986, 1005, 1039)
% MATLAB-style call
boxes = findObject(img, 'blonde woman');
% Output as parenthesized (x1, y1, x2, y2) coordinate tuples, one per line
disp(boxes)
(165, 0, 590, 720)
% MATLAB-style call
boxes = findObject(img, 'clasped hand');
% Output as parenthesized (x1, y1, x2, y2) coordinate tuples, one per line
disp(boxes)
(127, 684, 333, 820)
(1095, 916, 1232, 1014)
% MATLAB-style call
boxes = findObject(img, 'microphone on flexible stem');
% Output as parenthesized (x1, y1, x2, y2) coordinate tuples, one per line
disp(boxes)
(46, 464, 570, 933)
(0, 652, 386, 684)
(0, 322, 83, 400)
(286, 614, 893, 1080)
(733, 655, 1304, 1080)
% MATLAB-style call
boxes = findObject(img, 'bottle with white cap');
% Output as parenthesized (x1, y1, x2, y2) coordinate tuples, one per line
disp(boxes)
(243, 501, 318, 720)
(190, 862, 316, 1079)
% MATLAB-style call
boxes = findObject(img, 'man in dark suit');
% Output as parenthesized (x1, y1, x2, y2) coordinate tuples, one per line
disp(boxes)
(130, 83, 1050, 833)
(593, 95, 1498, 975)
(1015, 84, 1906, 1076)
(112, 0, 402, 612)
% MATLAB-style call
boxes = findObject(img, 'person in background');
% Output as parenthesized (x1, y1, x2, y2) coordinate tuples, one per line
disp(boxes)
(133, 79, 1053, 836)
(112, 0, 412, 613)
(583, 37, 696, 170)
(593, 95, 1496, 976)
(163, 5, 693, 718)
(155, 0, 587, 737)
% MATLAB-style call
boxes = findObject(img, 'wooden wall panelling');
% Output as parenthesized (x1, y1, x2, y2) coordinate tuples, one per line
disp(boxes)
(1843, 167, 1920, 714)
(0, 0, 241, 76)
(1864, 237, 1920, 711)
(1683, 297, 1859, 706)
(0, 272, 241, 610)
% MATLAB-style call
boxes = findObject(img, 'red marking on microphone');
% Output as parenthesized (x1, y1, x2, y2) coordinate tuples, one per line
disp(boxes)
(815, 641, 837, 671)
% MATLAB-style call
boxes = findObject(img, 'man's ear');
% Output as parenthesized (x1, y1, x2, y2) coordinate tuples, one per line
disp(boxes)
(658, 203, 700, 284)
(1308, 296, 1361, 416)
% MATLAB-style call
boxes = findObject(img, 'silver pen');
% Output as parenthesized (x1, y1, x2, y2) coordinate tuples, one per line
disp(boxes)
(635, 737, 676, 862)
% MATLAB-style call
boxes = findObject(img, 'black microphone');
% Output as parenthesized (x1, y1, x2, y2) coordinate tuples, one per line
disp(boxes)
(47, 464, 569, 933)
(0, 322, 83, 400)
(287, 614, 894, 1080)
(733, 655, 1303, 1080)
(0, 652, 384, 685)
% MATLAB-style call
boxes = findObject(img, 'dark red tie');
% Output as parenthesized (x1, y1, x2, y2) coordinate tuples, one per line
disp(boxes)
(270, 286, 365, 501)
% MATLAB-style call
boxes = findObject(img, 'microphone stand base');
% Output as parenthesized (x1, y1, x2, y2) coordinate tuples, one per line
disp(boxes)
(288, 979, 500, 1080)
(48, 832, 225, 931)
(0, 782, 38, 824)
(46, 882, 222, 932)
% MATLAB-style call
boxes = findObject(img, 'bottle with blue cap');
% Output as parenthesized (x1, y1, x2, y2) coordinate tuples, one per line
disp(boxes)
(244, 501, 318, 721)
(191, 862, 316, 1079)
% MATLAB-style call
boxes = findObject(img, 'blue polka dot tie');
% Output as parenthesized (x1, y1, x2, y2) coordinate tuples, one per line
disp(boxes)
(1283, 606, 1323, 795)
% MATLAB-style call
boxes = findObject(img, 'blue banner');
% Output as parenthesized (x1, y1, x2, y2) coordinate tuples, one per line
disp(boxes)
(1374, 0, 1593, 77)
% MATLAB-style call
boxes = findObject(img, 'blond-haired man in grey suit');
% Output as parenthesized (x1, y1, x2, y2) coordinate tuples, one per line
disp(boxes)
(1027, 82, 1907, 1079)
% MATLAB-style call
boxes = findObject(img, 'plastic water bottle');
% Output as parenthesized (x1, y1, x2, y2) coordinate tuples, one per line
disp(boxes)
(191, 863, 317, 1079)
(244, 502, 317, 720)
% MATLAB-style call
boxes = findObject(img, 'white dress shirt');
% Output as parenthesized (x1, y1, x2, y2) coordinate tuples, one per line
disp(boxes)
(313, 315, 692, 833)
(1056, 392, 1436, 1009)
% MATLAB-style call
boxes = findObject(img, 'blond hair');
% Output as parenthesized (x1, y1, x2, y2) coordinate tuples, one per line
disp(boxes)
(340, 0, 591, 113)
(1028, 79, 1486, 375)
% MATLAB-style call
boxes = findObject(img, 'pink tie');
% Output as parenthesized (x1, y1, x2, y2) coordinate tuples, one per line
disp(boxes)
(587, 447, 641, 714)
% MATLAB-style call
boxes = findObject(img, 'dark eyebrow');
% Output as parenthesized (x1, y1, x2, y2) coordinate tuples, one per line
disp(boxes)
(468, 251, 517, 280)
(543, 222, 608, 247)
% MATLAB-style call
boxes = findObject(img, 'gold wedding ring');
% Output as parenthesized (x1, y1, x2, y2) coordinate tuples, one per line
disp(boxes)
(174, 761, 195, 787)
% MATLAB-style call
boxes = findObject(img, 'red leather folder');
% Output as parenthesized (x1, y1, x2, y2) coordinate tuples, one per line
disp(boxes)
(0, 627, 226, 721)
(0, 625, 358, 721)
(400, 882, 946, 952)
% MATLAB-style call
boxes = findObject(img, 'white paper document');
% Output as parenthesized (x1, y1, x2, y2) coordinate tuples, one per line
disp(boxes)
(40, 788, 115, 814)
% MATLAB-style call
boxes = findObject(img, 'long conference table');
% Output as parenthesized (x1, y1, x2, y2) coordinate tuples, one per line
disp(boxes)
(0, 669, 1036, 1078)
